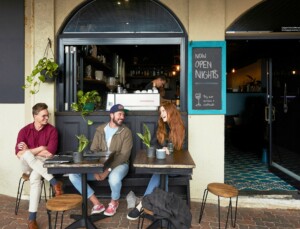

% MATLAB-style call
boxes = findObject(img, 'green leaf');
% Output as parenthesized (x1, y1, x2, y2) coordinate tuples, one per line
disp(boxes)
(136, 124, 151, 148)
(76, 134, 89, 153)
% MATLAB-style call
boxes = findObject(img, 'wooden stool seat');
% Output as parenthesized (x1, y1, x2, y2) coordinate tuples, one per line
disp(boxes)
(207, 183, 238, 198)
(199, 183, 239, 229)
(137, 207, 171, 229)
(46, 194, 82, 229)
(143, 208, 154, 216)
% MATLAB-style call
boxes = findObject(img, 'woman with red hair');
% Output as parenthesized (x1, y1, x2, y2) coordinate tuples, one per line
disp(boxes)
(127, 101, 185, 220)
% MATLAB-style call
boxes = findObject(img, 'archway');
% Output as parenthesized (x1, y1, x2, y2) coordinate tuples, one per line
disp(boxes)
(225, 0, 300, 194)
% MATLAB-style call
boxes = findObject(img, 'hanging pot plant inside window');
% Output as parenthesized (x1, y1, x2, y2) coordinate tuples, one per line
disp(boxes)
(22, 38, 59, 94)
(71, 90, 101, 125)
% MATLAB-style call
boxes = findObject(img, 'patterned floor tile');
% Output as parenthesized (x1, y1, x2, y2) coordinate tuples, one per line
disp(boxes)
(225, 147, 297, 192)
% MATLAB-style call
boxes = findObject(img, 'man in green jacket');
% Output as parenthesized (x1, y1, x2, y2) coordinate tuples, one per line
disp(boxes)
(69, 104, 133, 216)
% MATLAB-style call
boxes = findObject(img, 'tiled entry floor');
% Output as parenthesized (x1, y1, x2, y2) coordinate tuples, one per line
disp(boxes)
(225, 147, 297, 193)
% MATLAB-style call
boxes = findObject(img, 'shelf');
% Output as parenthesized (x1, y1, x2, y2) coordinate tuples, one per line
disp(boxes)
(84, 56, 112, 72)
(126, 76, 156, 80)
(83, 78, 107, 85)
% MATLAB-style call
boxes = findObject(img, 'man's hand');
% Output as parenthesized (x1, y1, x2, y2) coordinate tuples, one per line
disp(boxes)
(17, 142, 28, 151)
(94, 170, 110, 181)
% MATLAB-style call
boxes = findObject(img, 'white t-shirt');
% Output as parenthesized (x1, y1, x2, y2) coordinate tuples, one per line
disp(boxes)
(104, 123, 118, 149)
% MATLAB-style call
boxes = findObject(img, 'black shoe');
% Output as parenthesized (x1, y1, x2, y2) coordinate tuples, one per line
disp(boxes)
(127, 207, 144, 220)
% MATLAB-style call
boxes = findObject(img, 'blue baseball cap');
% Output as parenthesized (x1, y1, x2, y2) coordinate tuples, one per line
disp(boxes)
(109, 104, 128, 114)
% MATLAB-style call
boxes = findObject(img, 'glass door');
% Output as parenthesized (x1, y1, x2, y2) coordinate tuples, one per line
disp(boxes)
(268, 55, 300, 184)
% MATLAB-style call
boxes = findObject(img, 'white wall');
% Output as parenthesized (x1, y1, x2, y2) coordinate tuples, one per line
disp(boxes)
(0, 0, 262, 199)
(0, 105, 27, 196)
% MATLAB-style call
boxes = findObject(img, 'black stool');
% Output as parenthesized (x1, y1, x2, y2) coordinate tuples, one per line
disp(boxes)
(199, 182, 239, 229)
(15, 173, 48, 215)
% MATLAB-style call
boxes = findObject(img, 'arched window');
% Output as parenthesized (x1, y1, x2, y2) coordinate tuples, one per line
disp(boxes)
(57, 0, 188, 112)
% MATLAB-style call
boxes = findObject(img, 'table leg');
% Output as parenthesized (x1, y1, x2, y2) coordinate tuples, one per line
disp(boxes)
(67, 174, 99, 229)
(160, 174, 166, 191)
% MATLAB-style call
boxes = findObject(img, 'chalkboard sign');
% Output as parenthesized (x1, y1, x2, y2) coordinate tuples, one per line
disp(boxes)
(188, 41, 226, 114)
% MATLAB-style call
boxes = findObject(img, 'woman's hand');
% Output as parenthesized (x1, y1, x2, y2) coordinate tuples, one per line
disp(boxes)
(163, 146, 170, 155)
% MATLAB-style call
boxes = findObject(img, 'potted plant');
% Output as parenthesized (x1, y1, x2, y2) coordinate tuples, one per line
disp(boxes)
(137, 123, 155, 158)
(73, 134, 89, 163)
(22, 57, 59, 94)
(71, 90, 101, 125)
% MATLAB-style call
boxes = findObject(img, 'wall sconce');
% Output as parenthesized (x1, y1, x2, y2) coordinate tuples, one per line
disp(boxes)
(292, 70, 296, 75)
(231, 68, 236, 73)
(176, 65, 180, 71)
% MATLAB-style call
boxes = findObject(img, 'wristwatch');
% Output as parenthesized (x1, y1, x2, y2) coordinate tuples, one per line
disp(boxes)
(108, 168, 112, 172)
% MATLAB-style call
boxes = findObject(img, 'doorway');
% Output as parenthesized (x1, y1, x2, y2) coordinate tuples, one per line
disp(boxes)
(225, 39, 299, 194)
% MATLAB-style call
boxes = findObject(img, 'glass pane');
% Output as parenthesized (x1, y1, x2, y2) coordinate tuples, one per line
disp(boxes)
(63, 0, 183, 33)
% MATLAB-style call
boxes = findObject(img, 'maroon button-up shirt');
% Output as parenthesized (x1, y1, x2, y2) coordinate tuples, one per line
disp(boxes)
(15, 122, 58, 155)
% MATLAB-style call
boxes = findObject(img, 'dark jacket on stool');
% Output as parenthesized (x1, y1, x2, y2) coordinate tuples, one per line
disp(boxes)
(142, 187, 192, 229)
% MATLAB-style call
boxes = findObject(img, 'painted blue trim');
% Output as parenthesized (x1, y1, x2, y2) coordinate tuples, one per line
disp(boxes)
(188, 41, 226, 115)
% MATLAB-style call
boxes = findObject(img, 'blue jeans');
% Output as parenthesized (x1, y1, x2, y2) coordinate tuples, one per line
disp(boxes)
(144, 174, 169, 195)
(69, 163, 129, 200)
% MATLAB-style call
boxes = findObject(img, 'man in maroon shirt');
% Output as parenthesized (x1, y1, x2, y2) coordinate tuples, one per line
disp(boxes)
(15, 103, 63, 229)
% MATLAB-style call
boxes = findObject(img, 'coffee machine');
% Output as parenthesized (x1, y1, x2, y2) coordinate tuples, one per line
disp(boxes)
(106, 93, 160, 111)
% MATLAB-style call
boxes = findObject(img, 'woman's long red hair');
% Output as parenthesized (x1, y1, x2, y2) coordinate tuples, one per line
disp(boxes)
(156, 102, 185, 150)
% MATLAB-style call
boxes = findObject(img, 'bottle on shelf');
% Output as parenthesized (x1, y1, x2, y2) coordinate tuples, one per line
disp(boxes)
(152, 82, 156, 91)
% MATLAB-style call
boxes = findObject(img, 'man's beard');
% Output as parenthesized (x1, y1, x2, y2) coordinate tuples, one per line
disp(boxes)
(112, 117, 123, 126)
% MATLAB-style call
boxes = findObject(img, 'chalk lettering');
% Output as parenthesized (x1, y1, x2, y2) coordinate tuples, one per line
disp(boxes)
(195, 70, 219, 79)
(195, 60, 212, 69)
(195, 53, 207, 59)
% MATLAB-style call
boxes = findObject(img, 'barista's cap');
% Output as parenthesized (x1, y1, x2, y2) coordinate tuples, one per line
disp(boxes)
(110, 104, 128, 114)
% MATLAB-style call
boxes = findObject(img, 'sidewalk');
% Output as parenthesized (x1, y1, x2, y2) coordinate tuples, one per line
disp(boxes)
(1, 194, 300, 229)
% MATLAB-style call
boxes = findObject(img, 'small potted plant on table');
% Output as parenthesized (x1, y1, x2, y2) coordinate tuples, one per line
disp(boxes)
(137, 123, 155, 158)
(73, 134, 89, 163)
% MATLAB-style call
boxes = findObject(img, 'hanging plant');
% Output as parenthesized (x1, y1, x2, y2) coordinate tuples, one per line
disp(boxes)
(71, 90, 101, 125)
(22, 38, 59, 94)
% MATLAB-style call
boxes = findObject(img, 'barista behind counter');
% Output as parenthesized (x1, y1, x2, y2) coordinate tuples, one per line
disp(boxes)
(144, 75, 170, 103)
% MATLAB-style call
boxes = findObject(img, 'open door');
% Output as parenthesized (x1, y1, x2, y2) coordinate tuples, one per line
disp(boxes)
(267, 57, 300, 188)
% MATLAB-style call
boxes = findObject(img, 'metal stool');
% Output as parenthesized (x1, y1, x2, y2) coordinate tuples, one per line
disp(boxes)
(199, 182, 239, 229)
(137, 208, 171, 229)
(15, 173, 48, 215)
(46, 194, 82, 229)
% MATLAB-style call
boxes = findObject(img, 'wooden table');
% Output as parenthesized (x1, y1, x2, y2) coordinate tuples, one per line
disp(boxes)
(133, 149, 196, 191)
(44, 158, 108, 229)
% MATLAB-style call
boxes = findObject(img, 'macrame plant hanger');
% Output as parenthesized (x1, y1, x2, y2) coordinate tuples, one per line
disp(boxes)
(44, 38, 55, 59)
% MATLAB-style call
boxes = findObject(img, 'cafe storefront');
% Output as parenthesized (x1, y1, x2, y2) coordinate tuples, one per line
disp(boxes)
(2, 0, 279, 200)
